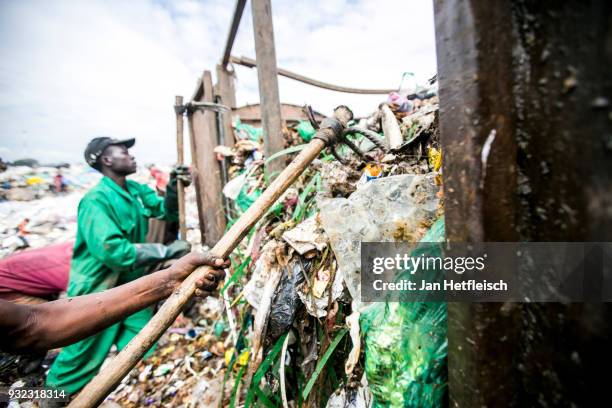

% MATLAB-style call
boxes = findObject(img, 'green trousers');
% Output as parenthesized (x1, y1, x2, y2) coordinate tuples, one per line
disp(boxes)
(45, 306, 155, 394)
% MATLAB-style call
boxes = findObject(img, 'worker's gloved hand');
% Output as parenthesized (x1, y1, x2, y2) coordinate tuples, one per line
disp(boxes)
(133, 240, 191, 268)
(171, 165, 192, 187)
(166, 240, 191, 258)
(165, 166, 191, 222)
(164, 251, 230, 296)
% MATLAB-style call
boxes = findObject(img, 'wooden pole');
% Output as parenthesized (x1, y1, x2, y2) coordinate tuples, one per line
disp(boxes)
(174, 95, 187, 241)
(67, 107, 352, 408)
(216, 64, 237, 148)
(251, 0, 284, 175)
(187, 71, 226, 247)
(187, 93, 204, 244)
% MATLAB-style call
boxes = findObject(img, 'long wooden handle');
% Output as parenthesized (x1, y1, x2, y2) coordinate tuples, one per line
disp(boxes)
(68, 138, 326, 408)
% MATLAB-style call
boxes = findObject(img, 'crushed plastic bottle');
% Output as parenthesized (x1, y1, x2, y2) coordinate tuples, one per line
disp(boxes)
(317, 173, 440, 300)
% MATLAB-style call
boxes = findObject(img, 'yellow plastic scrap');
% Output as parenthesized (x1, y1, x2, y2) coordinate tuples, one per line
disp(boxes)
(160, 345, 175, 357)
(365, 163, 382, 177)
(224, 348, 250, 367)
(224, 348, 235, 366)
(428, 148, 442, 172)
(362, 163, 383, 181)
(238, 350, 250, 366)
(26, 176, 44, 185)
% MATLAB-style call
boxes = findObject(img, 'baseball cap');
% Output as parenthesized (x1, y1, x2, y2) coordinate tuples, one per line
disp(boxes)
(84, 137, 135, 169)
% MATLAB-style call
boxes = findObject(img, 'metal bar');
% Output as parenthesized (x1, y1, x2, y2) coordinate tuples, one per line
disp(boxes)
(186, 97, 205, 244)
(214, 94, 232, 223)
(187, 101, 230, 112)
(231, 55, 396, 95)
(221, 0, 247, 68)
(251, 0, 284, 174)
(435, 0, 612, 406)
(174, 95, 187, 241)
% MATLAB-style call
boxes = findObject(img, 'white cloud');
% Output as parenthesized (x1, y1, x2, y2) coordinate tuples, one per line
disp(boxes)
(0, 0, 436, 164)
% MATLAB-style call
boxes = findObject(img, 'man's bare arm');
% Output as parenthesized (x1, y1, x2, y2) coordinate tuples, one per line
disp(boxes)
(0, 251, 228, 354)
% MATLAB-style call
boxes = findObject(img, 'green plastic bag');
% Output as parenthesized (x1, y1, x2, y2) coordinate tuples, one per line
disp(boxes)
(234, 119, 264, 142)
(296, 121, 316, 142)
(235, 185, 262, 213)
(361, 217, 448, 408)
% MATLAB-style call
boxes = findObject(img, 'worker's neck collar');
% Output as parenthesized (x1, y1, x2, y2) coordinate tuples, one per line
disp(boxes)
(101, 170, 128, 190)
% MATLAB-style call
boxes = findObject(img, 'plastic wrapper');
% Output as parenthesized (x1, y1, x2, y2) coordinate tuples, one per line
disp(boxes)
(326, 385, 372, 408)
(360, 218, 447, 408)
(318, 173, 440, 300)
(233, 119, 264, 142)
(400, 100, 439, 147)
(381, 104, 403, 150)
(244, 240, 282, 309)
(316, 160, 361, 198)
(282, 216, 327, 255)
(326, 374, 373, 408)
(236, 184, 261, 213)
(297, 120, 316, 142)
(222, 172, 247, 200)
(297, 264, 344, 318)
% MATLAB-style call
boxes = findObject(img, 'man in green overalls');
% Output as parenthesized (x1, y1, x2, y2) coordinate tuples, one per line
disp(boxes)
(46, 137, 191, 394)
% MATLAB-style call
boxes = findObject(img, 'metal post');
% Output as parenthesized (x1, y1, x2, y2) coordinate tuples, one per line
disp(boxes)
(251, 0, 285, 175)
(174, 96, 187, 241)
(221, 0, 247, 68)
(435, 0, 612, 406)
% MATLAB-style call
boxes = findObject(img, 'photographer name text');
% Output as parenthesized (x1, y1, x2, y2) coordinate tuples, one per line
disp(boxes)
(372, 279, 508, 292)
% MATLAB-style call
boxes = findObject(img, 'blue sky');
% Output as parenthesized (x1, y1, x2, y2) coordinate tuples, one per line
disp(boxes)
(0, 0, 436, 164)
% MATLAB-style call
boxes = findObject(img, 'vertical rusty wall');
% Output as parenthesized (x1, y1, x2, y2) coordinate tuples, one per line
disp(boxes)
(435, 0, 612, 406)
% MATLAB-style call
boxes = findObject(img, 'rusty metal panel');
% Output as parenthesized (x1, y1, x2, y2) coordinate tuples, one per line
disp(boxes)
(435, 0, 612, 406)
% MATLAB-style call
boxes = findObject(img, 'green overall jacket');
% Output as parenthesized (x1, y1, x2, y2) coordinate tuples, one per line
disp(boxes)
(47, 176, 175, 394)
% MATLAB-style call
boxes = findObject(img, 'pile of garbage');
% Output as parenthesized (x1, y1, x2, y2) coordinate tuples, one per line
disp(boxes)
(0, 163, 100, 201)
(0, 165, 180, 258)
(0, 164, 97, 258)
(107, 83, 446, 408)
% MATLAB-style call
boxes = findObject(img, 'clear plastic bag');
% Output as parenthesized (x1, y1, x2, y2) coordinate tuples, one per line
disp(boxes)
(318, 174, 440, 300)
